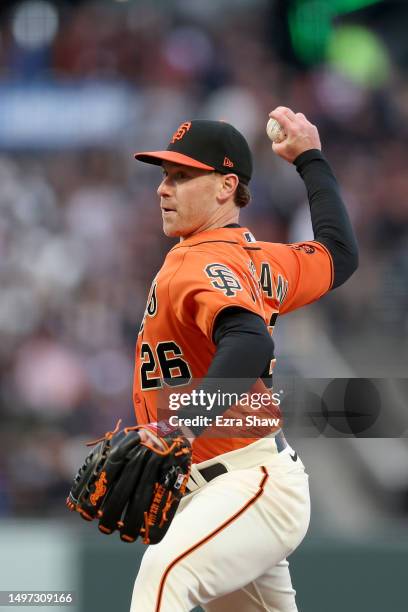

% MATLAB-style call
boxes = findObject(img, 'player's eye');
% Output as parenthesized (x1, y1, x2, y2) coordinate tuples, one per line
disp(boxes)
(173, 171, 187, 180)
(162, 168, 190, 182)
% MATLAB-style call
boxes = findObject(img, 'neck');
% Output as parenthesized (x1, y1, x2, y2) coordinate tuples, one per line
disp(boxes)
(180, 209, 240, 242)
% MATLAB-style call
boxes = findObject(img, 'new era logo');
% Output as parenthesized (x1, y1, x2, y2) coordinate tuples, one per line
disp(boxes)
(223, 156, 234, 168)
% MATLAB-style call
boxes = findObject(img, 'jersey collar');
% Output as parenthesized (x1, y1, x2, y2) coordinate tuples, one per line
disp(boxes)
(170, 226, 251, 250)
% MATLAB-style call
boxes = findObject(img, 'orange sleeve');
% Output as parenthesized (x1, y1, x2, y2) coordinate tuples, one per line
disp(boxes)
(264, 240, 333, 315)
(169, 249, 265, 341)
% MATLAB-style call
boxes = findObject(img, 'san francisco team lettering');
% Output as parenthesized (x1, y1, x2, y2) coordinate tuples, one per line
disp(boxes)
(139, 279, 158, 333)
(205, 261, 288, 304)
(260, 263, 288, 304)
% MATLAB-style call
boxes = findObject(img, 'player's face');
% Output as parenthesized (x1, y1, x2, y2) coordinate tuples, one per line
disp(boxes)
(158, 163, 223, 239)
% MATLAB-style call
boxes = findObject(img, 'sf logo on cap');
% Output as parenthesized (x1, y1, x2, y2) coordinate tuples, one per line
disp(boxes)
(171, 122, 192, 143)
(205, 263, 243, 297)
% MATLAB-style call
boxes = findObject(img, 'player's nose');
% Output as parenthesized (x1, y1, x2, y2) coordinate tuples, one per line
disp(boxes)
(157, 177, 172, 198)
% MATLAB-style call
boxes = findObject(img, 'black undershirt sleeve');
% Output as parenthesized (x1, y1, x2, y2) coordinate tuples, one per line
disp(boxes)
(294, 149, 359, 288)
(177, 307, 274, 436)
(210, 307, 273, 379)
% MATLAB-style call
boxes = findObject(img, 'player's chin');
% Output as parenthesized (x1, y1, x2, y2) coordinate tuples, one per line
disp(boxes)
(162, 221, 185, 238)
(162, 224, 179, 237)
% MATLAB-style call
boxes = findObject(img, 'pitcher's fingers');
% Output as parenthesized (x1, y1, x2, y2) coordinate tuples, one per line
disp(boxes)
(269, 106, 297, 122)
(269, 109, 292, 133)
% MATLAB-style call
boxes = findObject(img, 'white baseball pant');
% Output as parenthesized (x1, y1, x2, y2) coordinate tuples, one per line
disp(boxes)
(131, 436, 310, 612)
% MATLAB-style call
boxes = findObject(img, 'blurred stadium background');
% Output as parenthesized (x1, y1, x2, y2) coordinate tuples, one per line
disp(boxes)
(0, 0, 407, 610)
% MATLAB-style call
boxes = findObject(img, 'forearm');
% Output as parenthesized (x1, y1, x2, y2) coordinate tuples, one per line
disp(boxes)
(294, 149, 359, 288)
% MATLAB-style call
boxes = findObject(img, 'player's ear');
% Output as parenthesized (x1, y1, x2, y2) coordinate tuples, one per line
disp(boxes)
(216, 173, 239, 204)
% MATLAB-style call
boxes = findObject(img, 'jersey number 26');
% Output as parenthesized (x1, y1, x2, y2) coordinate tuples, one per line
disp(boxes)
(140, 341, 192, 390)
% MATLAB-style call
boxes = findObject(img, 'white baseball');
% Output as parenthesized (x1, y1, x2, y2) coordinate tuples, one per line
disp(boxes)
(266, 118, 285, 143)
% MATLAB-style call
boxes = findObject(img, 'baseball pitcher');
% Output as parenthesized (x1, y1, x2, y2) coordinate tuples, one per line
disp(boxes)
(67, 107, 358, 611)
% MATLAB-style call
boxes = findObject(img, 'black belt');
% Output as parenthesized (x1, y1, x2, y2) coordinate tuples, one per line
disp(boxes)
(194, 431, 288, 485)
(199, 462, 228, 482)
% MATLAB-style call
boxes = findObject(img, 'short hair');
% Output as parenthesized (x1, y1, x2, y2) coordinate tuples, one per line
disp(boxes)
(234, 182, 251, 208)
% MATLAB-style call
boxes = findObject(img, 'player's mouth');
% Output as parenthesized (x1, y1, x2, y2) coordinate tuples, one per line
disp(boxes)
(161, 206, 176, 214)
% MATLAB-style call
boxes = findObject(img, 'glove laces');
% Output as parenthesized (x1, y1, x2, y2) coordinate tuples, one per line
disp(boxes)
(85, 419, 122, 447)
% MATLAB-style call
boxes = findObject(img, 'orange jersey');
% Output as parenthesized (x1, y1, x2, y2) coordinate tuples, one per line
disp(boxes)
(133, 226, 333, 462)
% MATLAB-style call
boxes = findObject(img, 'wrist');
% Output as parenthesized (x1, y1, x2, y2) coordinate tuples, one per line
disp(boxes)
(293, 148, 325, 170)
(146, 420, 195, 444)
(177, 423, 196, 444)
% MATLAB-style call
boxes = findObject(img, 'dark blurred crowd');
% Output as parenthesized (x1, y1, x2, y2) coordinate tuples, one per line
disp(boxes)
(0, 0, 407, 517)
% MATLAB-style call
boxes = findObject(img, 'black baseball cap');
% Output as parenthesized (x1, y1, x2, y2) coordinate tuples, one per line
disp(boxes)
(134, 119, 253, 184)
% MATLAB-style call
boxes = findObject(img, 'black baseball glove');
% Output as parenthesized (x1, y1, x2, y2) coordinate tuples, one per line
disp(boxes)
(66, 420, 192, 544)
